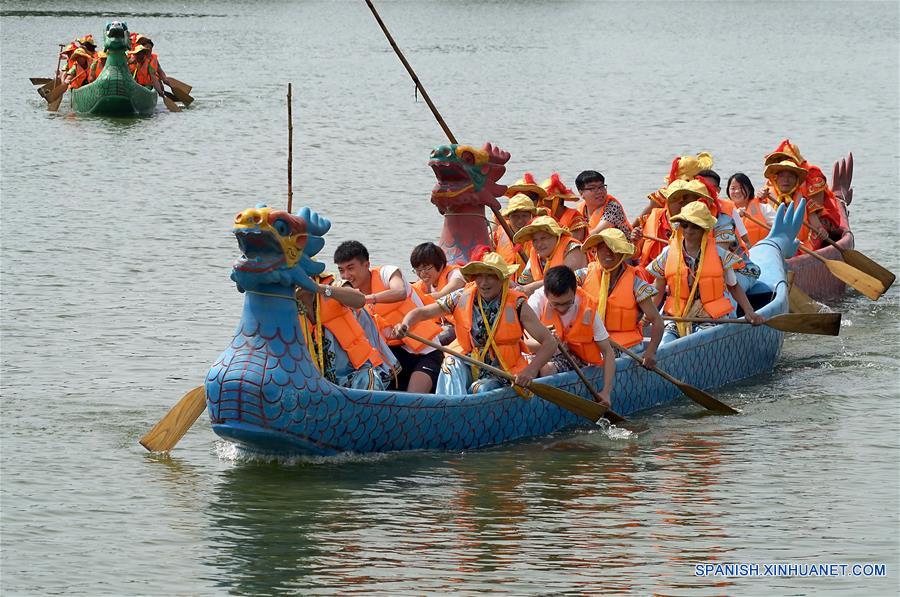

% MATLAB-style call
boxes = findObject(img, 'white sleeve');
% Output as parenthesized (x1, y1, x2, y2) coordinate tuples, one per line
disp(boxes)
(724, 268, 737, 286)
(447, 267, 465, 285)
(733, 211, 748, 236)
(591, 312, 610, 342)
(759, 202, 777, 226)
(380, 265, 411, 295)
(527, 287, 547, 317)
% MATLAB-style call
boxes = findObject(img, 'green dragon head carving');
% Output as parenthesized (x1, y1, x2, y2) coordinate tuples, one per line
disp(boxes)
(104, 21, 130, 52)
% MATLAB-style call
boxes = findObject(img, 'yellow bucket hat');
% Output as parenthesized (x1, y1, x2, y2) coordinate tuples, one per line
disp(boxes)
(764, 159, 808, 181)
(665, 151, 714, 183)
(505, 173, 547, 199)
(513, 215, 566, 243)
(460, 252, 519, 280)
(670, 202, 717, 231)
(500, 193, 538, 216)
(127, 44, 151, 55)
(662, 178, 713, 203)
(581, 228, 635, 255)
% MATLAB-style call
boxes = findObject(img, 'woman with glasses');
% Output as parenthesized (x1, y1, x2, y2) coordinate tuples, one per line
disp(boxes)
(410, 242, 466, 302)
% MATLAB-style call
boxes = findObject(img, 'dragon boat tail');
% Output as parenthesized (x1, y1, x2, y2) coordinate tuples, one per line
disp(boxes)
(204, 149, 807, 456)
(70, 21, 158, 116)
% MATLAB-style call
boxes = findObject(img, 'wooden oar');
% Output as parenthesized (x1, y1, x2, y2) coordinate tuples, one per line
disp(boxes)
(548, 330, 625, 423)
(663, 312, 841, 336)
(139, 386, 206, 452)
(363, 0, 530, 266)
(166, 76, 192, 95)
(406, 332, 619, 424)
(818, 235, 895, 291)
(609, 340, 739, 414)
(162, 94, 182, 112)
(742, 211, 885, 301)
(166, 81, 194, 105)
(46, 82, 68, 111)
(31, 77, 52, 85)
(787, 270, 822, 314)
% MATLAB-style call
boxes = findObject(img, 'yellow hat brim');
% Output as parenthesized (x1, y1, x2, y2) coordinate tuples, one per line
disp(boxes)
(513, 218, 565, 243)
(582, 232, 635, 255)
(505, 184, 547, 199)
(460, 262, 518, 279)
(764, 161, 808, 180)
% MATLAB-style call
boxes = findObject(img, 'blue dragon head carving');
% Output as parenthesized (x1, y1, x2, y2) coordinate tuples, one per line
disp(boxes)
(230, 205, 330, 293)
(104, 21, 130, 52)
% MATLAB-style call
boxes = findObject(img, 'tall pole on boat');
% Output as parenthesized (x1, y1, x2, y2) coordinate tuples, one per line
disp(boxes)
(363, 0, 530, 264)
(287, 82, 294, 213)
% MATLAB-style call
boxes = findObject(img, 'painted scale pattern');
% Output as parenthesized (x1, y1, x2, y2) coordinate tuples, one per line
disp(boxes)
(207, 243, 790, 457)
(70, 53, 157, 115)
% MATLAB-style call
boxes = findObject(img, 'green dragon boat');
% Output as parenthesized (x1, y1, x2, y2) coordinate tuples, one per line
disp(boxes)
(70, 21, 158, 116)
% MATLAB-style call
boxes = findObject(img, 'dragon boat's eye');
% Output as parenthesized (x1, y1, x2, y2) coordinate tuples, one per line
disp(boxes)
(253, 214, 262, 224)
(273, 219, 290, 237)
(460, 151, 475, 165)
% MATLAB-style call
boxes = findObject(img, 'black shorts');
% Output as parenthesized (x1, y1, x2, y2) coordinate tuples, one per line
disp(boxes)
(388, 346, 443, 393)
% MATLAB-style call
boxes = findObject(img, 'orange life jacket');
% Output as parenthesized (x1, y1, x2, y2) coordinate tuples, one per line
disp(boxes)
(87, 58, 105, 83)
(492, 226, 527, 277)
(555, 206, 587, 235)
(637, 207, 672, 268)
(527, 233, 578, 282)
(715, 198, 750, 254)
(366, 266, 442, 353)
(576, 195, 633, 232)
(741, 198, 769, 246)
(539, 287, 604, 364)
(67, 64, 88, 89)
(664, 233, 734, 320)
(411, 264, 459, 303)
(311, 276, 385, 370)
(454, 283, 528, 374)
(581, 263, 644, 349)
(129, 57, 154, 86)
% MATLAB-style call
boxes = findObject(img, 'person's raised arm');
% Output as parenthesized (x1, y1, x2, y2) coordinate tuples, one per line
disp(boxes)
(366, 270, 408, 305)
(394, 303, 445, 338)
(318, 282, 365, 309)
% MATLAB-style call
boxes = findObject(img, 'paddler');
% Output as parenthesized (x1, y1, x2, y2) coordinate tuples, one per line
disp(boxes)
(395, 250, 557, 395)
(57, 43, 79, 82)
(538, 173, 589, 241)
(492, 193, 539, 277)
(61, 48, 93, 90)
(574, 170, 633, 236)
(634, 152, 714, 228)
(296, 273, 399, 390)
(410, 242, 465, 301)
(727, 172, 774, 246)
(505, 172, 547, 204)
(127, 44, 165, 97)
(133, 35, 170, 87)
(333, 240, 444, 393)
(634, 179, 703, 271)
(513, 215, 587, 295)
(578, 229, 663, 368)
(87, 51, 107, 83)
(647, 202, 764, 343)
(763, 159, 824, 249)
(526, 266, 616, 407)
(697, 169, 752, 250)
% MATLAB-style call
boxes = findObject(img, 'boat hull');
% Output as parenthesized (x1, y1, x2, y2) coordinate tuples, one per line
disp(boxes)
(70, 58, 157, 116)
(785, 202, 852, 301)
(207, 235, 789, 457)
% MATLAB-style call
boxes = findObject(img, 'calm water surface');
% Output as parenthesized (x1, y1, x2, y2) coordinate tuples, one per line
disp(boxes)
(2, 1, 898, 594)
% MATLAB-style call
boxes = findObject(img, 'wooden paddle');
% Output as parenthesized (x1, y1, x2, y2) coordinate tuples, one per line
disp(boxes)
(548, 331, 625, 423)
(46, 82, 68, 111)
(162, 94, 182, 112)
(742, 211, 885, 301)
(139, 386, 207, 452)
(165, 81, 194, 105)
(31, 77, 52, 85)
(609, 340, 739, 414)
(818, 235, 895, 292)
(406, 332, 619, 423)
(787, 270, 822, 314)
(663, 312, 841, 336)
(165, 76, 192, 95)
(364, 0, 530, 266)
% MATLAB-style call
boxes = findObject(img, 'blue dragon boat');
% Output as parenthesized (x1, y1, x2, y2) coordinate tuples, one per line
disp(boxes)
(205, 145, 805, 457)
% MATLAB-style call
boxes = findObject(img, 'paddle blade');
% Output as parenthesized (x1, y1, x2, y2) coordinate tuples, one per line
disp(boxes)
(789, 285, 823, 314)
(166, 77, 192, 94)
(673, 380, 740, 414)
(46, 82, 68, 111)
(841, 249, 896, 291)
(139, 386, 207, 452)
(766, 313, 841, 336)
(170, 86, 194, 105)
(162, 95, 182, 112)
(824, 258, 885, 300)
(529, 381, 611, 423)
(31, 77, 52, 85)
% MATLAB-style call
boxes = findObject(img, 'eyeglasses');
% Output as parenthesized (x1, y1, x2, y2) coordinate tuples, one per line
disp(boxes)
(413, 265, 436, 277)
(582, 184, 607, 192)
